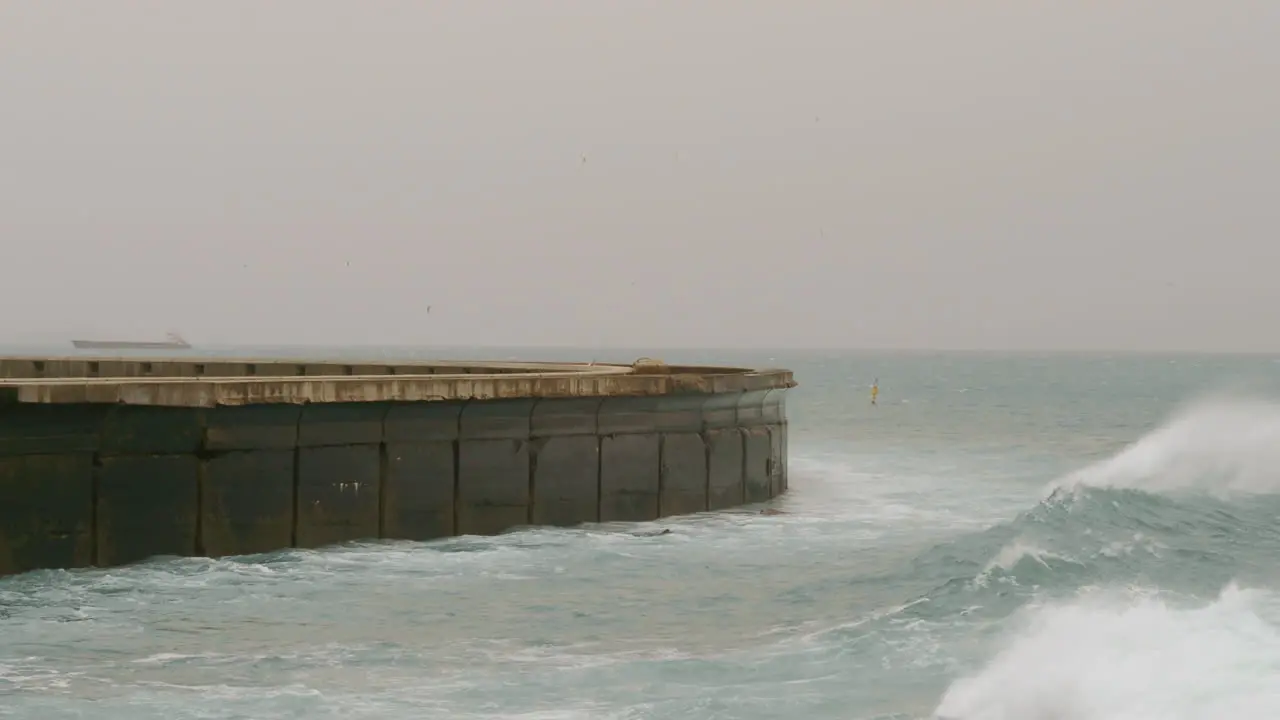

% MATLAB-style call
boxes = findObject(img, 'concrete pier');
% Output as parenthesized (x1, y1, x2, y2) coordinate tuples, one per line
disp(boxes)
(0, 356, 795, 577)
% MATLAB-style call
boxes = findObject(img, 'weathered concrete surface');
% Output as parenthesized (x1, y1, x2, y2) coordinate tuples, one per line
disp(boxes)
(659, 433, 707, 516)
(457, 399, 533, 535)
(703, 393, 746, 511)
(201, 450, 295, 558)
(600, 434, 660, 522)
(0, 358, 792, 407)
(297, 445, 381, 548)
(381, 403, 459, 541)
(0, 356, 795, 577)
(598, 396, 702, 522)
(530, 398, 602, 527)
(0, 454, 94, 576)
(97, 454, 199, 567)
(296, 404, 384, 548)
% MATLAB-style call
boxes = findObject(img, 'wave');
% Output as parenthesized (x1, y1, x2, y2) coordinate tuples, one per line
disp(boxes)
(1047, 396, 1280, 498)
(880, 395, 1280, 629)
(972, 539, 1080, 588)
(895, 483, 1280, 618)
(933, 582, 1280, 720)
(915, 397, 1280, 718)
(804, 396, 1280, 627)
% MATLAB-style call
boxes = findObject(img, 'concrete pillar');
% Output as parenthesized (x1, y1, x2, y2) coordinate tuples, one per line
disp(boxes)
(382, 402, 463, 541)
(201, 405, 300, 557)
(97, 455, 199, 566)
(600, 433, 660, 522)
(659, 432, 707, 516)
(457, 398, 533, 535)
(0, 453, 94, 575)
(762, 388, 788, 496)
(529, 397, 602, 527)
(703, 392, 745, 510)
(738, 390, 773, 503)
(295, 403, 385, 548)
(598, 395, 706, 522)
(0, 405, 103, 575)
(96, 406, 203, 566)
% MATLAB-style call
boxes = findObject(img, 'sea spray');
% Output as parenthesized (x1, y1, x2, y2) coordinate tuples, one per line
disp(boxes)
(1048, 397, 1280, 498)
(934, 583, 1280, 720)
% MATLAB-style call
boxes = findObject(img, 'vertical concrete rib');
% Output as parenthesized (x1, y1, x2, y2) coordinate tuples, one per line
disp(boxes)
(194, 454, 206, 556)
(703, 391, 746, 511)
(527, 399, 539, 526)
(377, 441, 388, 539)
(290, 412, 301, 549)
(90, 453, 101, 567)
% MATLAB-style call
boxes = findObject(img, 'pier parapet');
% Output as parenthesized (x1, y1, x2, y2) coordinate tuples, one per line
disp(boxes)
(0, 356, 795, 577)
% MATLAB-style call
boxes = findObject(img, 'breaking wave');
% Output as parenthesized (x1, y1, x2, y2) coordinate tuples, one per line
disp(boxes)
(934, 583, 1280, 720)
(1049, 396, 1280, 497)
(926, 398, 1280, 719)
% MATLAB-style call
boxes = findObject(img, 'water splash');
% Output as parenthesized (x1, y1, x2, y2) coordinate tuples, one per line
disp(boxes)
(1047, 397, 1280, 498)
(971, 539, 1077, 588)
(934, 583, 1280, 720)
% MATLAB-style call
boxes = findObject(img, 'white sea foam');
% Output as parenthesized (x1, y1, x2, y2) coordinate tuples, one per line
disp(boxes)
(982, 539, 1060, 574)
(971, 539, 1075, 588)
(787, 453, 1020, 533)
(934, 583, 1280, 720)
(1048, 397, 1280, 498)
(1093, 533, 1164, 560)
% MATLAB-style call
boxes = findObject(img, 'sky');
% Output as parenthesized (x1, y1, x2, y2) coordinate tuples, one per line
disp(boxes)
(2, 2, 1278, 351)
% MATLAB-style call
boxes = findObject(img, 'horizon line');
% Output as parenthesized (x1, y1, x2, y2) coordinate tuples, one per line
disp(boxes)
(2, 338, 1279, 359)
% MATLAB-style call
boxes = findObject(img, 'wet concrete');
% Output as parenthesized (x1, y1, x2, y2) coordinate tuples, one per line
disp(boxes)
(0, 358, 795, 576)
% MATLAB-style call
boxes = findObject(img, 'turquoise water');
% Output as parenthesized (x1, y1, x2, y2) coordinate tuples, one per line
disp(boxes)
(5, 348, 1280, 719)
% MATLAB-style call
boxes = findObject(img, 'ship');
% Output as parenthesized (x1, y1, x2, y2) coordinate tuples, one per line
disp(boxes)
(70, 331, 192, 351)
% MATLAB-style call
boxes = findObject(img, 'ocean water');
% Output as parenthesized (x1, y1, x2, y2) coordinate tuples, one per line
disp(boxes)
(5, 347, 1280, 719)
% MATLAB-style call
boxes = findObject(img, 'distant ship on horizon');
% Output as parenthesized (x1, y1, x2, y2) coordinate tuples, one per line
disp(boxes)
(70, 331, 192, 351)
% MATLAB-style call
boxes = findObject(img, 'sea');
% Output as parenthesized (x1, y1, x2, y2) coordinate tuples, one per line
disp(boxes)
(4, 345, 1280, 720)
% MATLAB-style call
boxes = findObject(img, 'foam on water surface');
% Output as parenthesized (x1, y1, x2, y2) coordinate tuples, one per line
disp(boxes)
(935, 583, 1280, 720)
(5, 351, 1280, 718)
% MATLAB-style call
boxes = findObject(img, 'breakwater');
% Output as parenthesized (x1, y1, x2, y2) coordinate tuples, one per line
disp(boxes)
(0, 356, 795, 577)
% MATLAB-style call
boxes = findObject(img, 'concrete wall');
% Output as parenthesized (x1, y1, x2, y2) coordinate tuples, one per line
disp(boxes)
(0, 389, 789, 577)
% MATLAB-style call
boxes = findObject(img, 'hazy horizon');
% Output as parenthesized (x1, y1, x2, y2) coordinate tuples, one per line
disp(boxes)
(4, 2, 1278, 353)
(9, 336, 1280, 360)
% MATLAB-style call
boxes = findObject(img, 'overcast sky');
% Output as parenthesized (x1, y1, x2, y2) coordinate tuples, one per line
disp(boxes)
(3, 2, 1278, 351)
